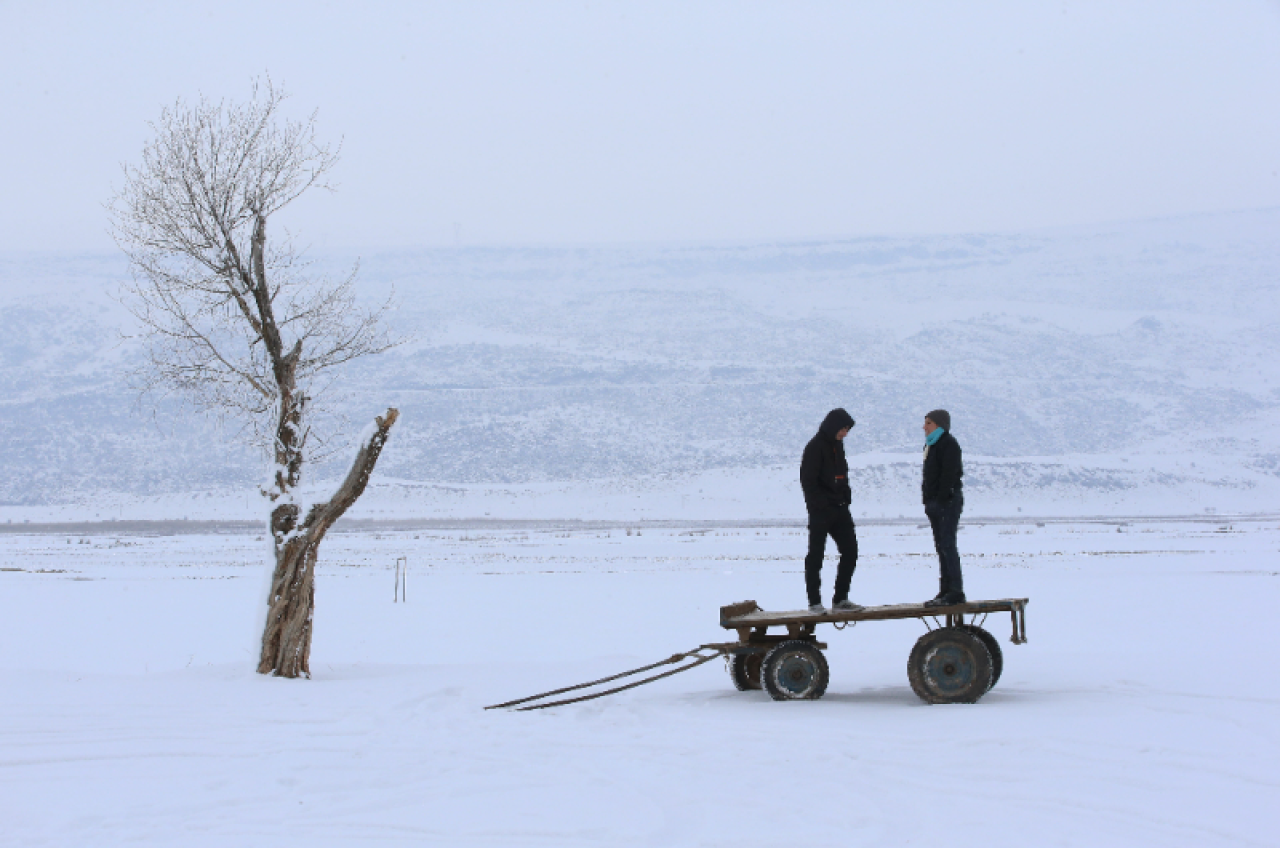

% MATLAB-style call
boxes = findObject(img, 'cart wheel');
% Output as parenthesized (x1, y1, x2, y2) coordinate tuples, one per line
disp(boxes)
(729, 652, 763, 691)
(907, 627, 993, 704)
(957, 624, 1003, 690)
(762, 640, 829, 701)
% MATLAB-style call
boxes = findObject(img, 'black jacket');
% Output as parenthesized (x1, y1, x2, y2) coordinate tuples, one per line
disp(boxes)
(922, 431, 963, 505)
(800, 409, 854, 513)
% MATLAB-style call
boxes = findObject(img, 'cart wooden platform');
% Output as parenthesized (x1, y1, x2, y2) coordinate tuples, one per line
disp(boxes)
(717, 598, 1029, 704)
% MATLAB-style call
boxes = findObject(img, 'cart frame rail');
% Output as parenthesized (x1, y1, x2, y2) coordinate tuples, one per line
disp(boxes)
(721, 598, 1029, 646)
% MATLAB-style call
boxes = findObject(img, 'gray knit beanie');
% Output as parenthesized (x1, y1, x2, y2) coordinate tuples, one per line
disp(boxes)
(925, 409, 951, 431)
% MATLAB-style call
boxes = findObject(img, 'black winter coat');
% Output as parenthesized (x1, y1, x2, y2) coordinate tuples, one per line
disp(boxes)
(801, 409, 854, 513)
(922, 431, 963, 505)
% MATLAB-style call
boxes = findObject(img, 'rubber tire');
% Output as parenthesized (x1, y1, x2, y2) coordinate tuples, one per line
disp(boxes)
(762, 640, 829, 701)
(907, 627, 993, 704)
(729, 652, 763, 691)
(957, 624, 1003, 691)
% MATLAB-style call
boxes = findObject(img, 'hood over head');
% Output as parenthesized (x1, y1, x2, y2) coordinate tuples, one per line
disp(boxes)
(819, 408, 855, 438)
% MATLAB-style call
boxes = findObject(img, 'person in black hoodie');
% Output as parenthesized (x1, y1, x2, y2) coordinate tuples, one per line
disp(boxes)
(799, 408, 863, 613)
(921, 409, 965, 607)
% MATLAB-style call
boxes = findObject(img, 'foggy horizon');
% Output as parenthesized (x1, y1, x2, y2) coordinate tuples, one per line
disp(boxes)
(3, 1, 1279, 252)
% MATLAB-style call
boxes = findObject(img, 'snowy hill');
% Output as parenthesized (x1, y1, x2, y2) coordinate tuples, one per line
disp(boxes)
(2, 208, 1278, 518)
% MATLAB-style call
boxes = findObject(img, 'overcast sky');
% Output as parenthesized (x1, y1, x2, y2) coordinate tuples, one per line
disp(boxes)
(2, 1, 1279, 251)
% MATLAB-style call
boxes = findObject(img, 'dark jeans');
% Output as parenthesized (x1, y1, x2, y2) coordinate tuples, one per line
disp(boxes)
(925, 495, 964, 596)
(805, 506, 858, 606)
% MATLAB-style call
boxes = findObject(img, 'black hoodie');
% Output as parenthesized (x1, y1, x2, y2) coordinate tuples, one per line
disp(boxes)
(800, 408, 854, 513)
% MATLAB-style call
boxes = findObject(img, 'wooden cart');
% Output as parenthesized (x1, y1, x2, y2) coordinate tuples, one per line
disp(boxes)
(718, 598, 1029, 704)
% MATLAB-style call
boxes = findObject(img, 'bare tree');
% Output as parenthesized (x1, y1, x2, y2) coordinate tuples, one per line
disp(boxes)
(110, 79, 400, 678)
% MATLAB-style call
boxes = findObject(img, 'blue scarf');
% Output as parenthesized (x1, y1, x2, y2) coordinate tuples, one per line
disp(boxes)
(925, 427, 945, 446)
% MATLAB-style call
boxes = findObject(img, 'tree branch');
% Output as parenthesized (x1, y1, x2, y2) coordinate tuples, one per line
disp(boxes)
(303, 408, 400, 535)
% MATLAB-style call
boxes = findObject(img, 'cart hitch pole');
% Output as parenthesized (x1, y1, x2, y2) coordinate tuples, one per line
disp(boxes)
(485, 645, 731, 711)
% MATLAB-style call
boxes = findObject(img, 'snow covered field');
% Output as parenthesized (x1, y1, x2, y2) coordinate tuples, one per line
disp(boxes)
(2, 517, 1276, 846)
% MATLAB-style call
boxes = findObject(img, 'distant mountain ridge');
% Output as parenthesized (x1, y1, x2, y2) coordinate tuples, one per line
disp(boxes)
(1, 208, 1278, 511)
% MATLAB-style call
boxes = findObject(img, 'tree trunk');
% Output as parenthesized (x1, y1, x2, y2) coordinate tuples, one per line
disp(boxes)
(257, 408, 399, 678)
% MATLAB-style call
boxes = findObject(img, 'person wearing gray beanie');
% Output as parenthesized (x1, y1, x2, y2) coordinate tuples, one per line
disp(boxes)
(921, 410, 965, 607)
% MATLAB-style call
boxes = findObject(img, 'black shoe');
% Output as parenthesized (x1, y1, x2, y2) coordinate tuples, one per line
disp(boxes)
(923, 592, 966, 608)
